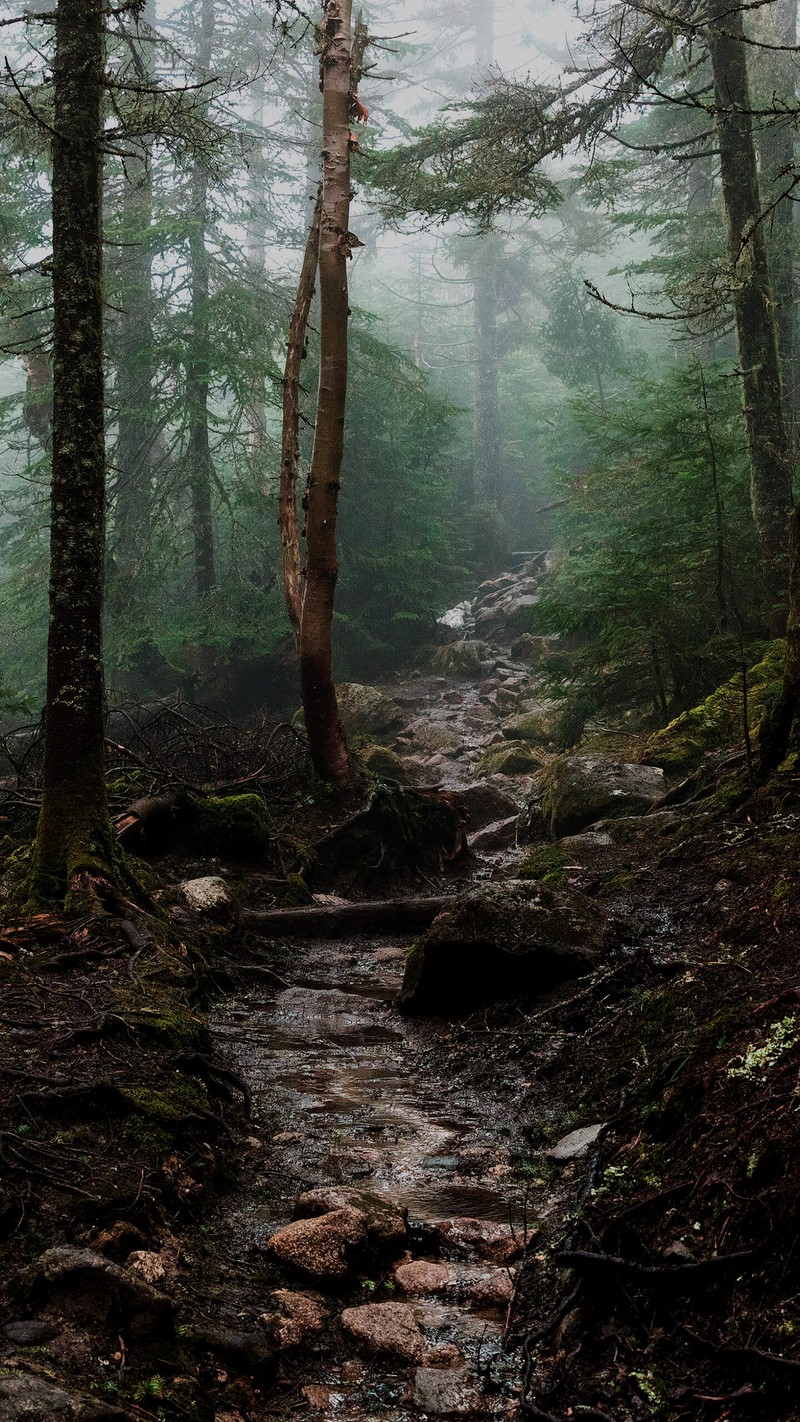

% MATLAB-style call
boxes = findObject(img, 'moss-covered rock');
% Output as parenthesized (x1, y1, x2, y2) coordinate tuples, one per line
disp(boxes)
(477, 741, 543, 776)
(642, 641, 784, 775)
(541, 756, 666, 837)
(192, 793, 270, 859)
(500, 707, 558, 745)
(336, 684, 404, 743)
(517, 842, 570, 887)
(360, 744, 408, 782)
(429, 641, 490, 677)
(399, 879, 607, 1014)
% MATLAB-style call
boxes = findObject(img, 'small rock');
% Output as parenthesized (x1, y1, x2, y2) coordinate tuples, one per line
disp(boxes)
(265, 1208, 368, 1281)
(545, 1123, 605, 1161)
(24, 1246, 174, 1341)
(179, 875, 233, 919)
(412, 1366, 487, 1415)
(340, 1302, 424, 1363)
(91, 1221, 148, 1258)
(462, 1267, 514, 1308)
(193, 1326, 275, 1374)
(436, 1218, 522, 1265)
(663, 1239, 695, 1262)
(125, 1250, 165, 1285)
(2, 1320, 59, 1345)
(272, 1131, 301, 1144)
(422, 1344, 464, 1369)
(393, 1260, 450, 1295)
(0, 1372, 130, 1420)
(294, 1186, 407, 1253)
(301, 1385, 332, 1411)
(263, 1290, 328, 1350)
(469, 816, 518, 852)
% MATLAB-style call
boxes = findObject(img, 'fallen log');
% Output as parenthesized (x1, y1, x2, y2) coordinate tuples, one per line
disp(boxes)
(240, 895, 454, 938)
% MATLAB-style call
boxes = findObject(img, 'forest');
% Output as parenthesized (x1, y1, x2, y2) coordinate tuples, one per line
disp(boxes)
(1, 0, 800, 1419)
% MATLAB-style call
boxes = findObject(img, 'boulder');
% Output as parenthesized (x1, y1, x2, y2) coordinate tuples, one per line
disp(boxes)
(429, 641, 491, 677)
(179, 875, 233, 919)
(546, 1123, 605, 1161)
(393, 1260, 450, 1295)
(411, 1366, 487, 1415)
(0, 1373, 131, 1421)
(399, 880, 606, 1014)
(402, 720, 463, 756)
(340, 1302, 424, 1363)
(476, 742, 543, 776)
(23, 1246, 174, 1341)
(261, 1290, 328, 1351)
(509, 634, 556, 665)
(469, 816, 518, 853)
(452, 782, 521, 830)
(541, 756, 666, 837)
(436, 1218, 522, 1265)
(293, 1186, 407, 1254)
(265, 1207, 368, 1281)
(500, 708, 558, 745)
(336, 684, 404, 742)
(360, 744, 408, 782)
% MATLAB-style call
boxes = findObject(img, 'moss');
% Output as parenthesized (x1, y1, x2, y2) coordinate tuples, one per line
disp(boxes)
(131, 1007, 208, 1051)
(642, 640, 784, 775)
(518, 842, 569, 887)
(121, 1077, 211, 1123)
(191, 794, 269, 859)
(430, 642, 487, 677)
(596, 869, 637, 898)
(360, 744, 408, 781)
(477, 741, 543, 776)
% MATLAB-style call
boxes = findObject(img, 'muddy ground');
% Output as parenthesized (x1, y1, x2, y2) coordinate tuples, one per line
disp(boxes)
(1, 565, 800, 1422)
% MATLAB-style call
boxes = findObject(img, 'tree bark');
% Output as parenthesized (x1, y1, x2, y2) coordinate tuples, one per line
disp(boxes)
(280, 187, 322, 644)
(113, 0, 157, 582)
(297, 0, 355, 787)
(32, 0, 117, 901)
(185, 0, 216, 598)
(707, 0, 792, 633)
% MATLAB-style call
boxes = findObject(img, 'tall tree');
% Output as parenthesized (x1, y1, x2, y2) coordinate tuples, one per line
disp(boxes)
(470, 0, 503, 509)
(33, 0, 117, 901)
(186, 0, 217, 598)
(296, 0, 363, 787)
(707, 0, 793, 632)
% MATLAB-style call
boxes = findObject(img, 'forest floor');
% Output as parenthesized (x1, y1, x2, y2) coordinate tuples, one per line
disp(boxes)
(1, 565, 800, 1422)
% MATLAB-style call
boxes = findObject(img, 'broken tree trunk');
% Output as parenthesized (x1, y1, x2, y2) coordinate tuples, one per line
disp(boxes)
(241, 896, 452, 938)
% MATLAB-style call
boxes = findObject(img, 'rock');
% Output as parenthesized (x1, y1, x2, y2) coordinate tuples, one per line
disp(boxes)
(361, 744, 408, 782)
(476, 741, 543, 776)
(402, 720, 463, 756)
(462, 1267, 514, 1308)
(430, 641, 491, 677)
(263, 1290, 328, 1350)
(193, 1326, 275, 1374)
(541, 756, 666, 837)
(411, 1366, 487, 1415)
(301, 1385, 332, 1411)
(23, 1246, 174, 1340)
(336, 683, 404, 741)
(510, 634, 556, 665)
(422, 1344, 464, 1369)
(546, 1123, 605, 1161)
(452, 782, 520, 829)
(399, 880, 607, 1014)
(436, 1218, 522, 1265)
(2, 1319, 59, 1345)
(265, 1208, 368, 1281)
(393, 1260, 450, 1295)
(125, 1250, 165, 1285)
(294, 1186, 407, 1254)
(0, 1373, 131, 1420)
(91, 1221, 148, 1258)
(179, 875, 233, 919)
(469, 816, 518, 852)
(500, 708, 558, 745)
(437, 601, 473, 632)
(340, 1302, 424, 1364)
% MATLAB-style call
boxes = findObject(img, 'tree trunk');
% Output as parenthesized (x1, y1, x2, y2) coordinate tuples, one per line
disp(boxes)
(113, 0, 157, 583)
(185, 0, 216, 599)
(280, 187, 322, 643)
(32, 0, 117, 902)
(297, 0, 355, 788)
(707, 0, 792, 633)
(245, 72, 268, 453)
(750, 0, 797, 446)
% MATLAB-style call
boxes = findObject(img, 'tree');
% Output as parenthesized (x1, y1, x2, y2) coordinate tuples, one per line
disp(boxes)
(32, 0, 118, 902)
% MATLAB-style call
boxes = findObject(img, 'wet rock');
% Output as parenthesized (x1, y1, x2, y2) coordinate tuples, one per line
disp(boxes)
(0, 1373, 132, 1420)
(124, 1250, 165, 1286)
(340, 1302, 424, 1363)
(361, 744, 408, 782)
(546, 1123, 605, 1161)
(411, 1365, 487, 1415)
(265, 1207, 368, 1281)
(193, 1326, 275, 1374)
(179, 875, 233, 919)
(91, 1221, 148, 1259)
(500, 707, 558, 745)
(460, 1267, 514, 1308)
(23, 1246, 174, 1340)
(476, 741, 543, 776)
(3, 1319, 60, 1345)
(399, 880, 607, 1014)
(336, 683, 404, 741)
(469, 816, 518, 852)
(294, 1186, 407, 1254)
(301, 1385, 332, 1411)
(393, 1259, 450, 1295)
(401, 720, 463, 756)
(263, 1289, 328, 1350)
(422, 1343, 464, 1369)
(429, 641, 491, 677)
(510, 633, 556, 665)
(452, 782, 520, 830)
(437, 600, 473, 633)
(541, 756, 666, 837)
(436, 1218, 523, 1265)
